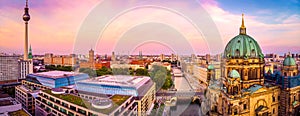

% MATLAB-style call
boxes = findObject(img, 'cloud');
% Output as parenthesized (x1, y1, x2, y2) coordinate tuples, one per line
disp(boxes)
(283, 15, 300, 24)
(0, 0, 299, 55)
(200, 0, 300, 54)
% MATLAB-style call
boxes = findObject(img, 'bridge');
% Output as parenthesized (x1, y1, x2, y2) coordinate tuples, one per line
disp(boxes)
(156, 91, 203, 97)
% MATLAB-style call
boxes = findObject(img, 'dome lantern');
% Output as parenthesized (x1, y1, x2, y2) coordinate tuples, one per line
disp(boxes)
(240, 14, 246, 35)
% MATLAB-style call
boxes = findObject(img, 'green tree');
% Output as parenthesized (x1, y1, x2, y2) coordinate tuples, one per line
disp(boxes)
(135, 68, 149, 76)
(149, 65, 174, 90)
(96, 67, 112, 76)
(162, 77, 173, 89)
(149, 65, 168, 90)
(79, 68, 96, 77)
(112, 68, 130, 75)
(153, 70, 166, 90)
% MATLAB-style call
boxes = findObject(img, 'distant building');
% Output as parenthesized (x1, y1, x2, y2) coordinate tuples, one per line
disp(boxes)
(148, 62, 171, 70)
(160, 54, 165, 61)
(80, 49, 111, 69)
(192, 65, 208, 85)
(129, 60, 146, 70)
(0, 55, 20, 84)
(44, 53, 77, 66)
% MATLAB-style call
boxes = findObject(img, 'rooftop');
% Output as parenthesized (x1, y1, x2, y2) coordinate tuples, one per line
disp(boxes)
(0, 100, 13, 106)
(78, 75, 151, 89)
(8, 109, 31, 116)
(29, 71, 82, 79)
(0, 97, 19, 106)
(43, 89, 130, 115)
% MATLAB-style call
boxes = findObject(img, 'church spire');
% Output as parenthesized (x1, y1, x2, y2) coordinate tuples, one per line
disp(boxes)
(28, 44, 33, 59)
(240, 14, 246, 35)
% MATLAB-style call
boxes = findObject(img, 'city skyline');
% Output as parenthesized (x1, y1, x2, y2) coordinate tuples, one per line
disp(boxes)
(0, 0, 299, 55)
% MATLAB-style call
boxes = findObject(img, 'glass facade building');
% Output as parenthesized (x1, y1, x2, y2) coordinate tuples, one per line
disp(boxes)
(76, 75, 153, 96)
(25, 71, 89, 88)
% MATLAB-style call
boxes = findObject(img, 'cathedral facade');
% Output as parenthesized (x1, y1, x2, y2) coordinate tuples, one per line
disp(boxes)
(206, 14, 284, 116)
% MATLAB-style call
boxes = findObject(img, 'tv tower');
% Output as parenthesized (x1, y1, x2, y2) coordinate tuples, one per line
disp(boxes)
(23, 0, 30, 60)
(20, 0, 33, 79)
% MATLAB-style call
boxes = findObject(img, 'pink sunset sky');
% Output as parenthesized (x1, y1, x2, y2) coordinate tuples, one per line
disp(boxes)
(0, 0, 299, 55)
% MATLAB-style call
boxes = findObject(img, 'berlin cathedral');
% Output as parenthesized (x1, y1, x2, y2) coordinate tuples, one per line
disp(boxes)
(202, 14, 300, 116)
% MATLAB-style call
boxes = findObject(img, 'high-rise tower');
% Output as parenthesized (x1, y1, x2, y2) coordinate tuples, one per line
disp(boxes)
(20, 0, 33, 79)
(23, 0, 30, 60)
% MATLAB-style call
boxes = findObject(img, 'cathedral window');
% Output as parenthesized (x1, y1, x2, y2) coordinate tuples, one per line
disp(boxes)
(284, 72, 287, 76)
(235, 49, 240, 57)
(234, 109, 238, 115)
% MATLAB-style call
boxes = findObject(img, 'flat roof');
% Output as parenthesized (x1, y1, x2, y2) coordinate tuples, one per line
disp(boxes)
(78, 75, 151, 89)
(30, 71, 82, 79)
(43, 89, 130, 115)
(0, 97, 19, 106)
(8, 109, 31, 116)
(0, 100, 13, 106)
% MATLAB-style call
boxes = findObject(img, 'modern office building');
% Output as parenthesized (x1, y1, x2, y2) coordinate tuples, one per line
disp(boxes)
(19, 59, 33, 79)
(15, 84, 39, 115)
(35, 88, 137, 116)
(76, 75, 156, 115)
(15, 71, 89, 115)
(0, 55, 20, 84)
(25, 71, 89, 88)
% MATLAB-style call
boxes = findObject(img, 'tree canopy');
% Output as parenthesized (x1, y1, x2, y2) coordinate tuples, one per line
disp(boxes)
(149, 65, 173, 90)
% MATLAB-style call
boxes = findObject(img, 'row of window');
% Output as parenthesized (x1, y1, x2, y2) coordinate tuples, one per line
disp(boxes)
(39, 92, 98, 116)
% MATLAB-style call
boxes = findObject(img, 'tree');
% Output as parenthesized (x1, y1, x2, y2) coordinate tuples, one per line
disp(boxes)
(162, 77, 173, 89)
(79, 68, 96, 77)
(96, 67, 112, 76)
(112, 68, 129, 75)
(153, 70, 166, 90)
(149, 65, 168, 90)
(149, 65, 174, 90)
(135, 68, 149, 76)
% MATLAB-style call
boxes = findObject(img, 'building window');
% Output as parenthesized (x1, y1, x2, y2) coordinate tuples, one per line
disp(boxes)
(284, 72, 287, 76)
(273, 108, 275, 114)
(294, 95, 296, 101)
(234, 109, 238, 115)
(244, 104, 247, 110)
(272, 96, 275, 102)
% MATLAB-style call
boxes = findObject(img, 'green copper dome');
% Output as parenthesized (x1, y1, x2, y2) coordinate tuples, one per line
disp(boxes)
(224, 14, 264, 59)
(283, 56, 296, 66)
(224, 34, 264, 59)
(229, 70, 240, 78)
(207, 64, 214, 70)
